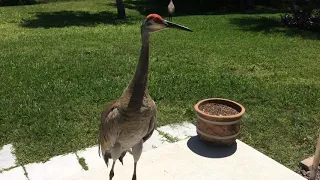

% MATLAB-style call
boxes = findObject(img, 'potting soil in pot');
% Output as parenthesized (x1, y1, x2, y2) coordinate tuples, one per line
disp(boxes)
(199, 103, 238, 116)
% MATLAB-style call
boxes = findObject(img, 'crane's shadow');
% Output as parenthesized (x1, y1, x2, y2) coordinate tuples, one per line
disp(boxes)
(187, 136, 237, 158)
(21, 11, 139, 28)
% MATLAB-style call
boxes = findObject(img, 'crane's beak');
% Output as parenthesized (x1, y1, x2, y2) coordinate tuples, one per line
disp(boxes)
(164, 20, 192, 32)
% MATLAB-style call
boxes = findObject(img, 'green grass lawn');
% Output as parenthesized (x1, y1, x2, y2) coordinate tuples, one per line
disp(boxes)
(0, 0, 319, 171)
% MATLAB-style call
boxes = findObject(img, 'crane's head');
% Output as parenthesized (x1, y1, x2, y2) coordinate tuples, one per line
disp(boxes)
(142, 14, 192, 33)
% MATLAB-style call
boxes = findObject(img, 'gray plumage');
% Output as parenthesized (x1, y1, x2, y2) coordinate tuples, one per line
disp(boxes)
(98, 16, 156, 180)
(98, 13, 192, 180)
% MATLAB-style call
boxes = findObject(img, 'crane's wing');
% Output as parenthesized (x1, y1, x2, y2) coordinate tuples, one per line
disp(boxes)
(142, 107, 156, 142)
(98, 101, 122, 157)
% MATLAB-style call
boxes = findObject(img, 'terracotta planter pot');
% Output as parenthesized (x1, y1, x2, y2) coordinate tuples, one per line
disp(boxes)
(194, 98, 245, 145)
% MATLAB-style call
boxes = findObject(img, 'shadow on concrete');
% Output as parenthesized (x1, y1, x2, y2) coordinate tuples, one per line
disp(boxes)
(187, 136, 237, 158)
(21, 11, 139, 28)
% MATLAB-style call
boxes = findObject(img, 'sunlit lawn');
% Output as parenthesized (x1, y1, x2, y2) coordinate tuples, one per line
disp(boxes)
(0, 0, 319, 171)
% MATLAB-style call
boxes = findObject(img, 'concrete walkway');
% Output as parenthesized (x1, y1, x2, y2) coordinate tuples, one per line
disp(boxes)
(76, 138, 305, 180)
(0, 122, 305, 180)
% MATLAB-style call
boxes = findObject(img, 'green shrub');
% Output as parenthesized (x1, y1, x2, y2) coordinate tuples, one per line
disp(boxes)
(281, 0, 320, 31)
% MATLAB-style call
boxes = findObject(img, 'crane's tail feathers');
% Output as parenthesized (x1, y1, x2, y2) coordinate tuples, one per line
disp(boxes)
(98, 144, 101, 158)
(98, 126, 101, 157)
(119, 157, 124, 165)
(103, 153, 111, 167)
(103, 151, 126, 167)
(98, 123, 105, 158)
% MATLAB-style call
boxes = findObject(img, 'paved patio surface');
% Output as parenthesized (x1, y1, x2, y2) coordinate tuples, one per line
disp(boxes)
(0, 122, 306, 180)
(76, 137, 305, 180)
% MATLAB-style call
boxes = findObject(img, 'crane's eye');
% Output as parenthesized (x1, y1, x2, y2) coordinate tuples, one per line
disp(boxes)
(146, 20, 154, 26)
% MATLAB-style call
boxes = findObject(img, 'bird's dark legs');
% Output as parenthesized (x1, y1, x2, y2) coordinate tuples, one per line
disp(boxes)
(132, 162, 137, 180)
(131, 140, 143, 180)
(109, 161, 116, 180)
(109, 143, 121, 179)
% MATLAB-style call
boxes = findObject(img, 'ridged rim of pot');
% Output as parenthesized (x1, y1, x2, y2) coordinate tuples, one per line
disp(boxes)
(194, 98, 245, 121)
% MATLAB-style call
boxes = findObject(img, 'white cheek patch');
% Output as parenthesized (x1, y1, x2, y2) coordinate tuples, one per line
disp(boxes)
(150, 23, 166, 31)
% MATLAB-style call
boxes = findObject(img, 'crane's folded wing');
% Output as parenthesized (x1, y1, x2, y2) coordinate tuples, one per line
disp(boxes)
(142, 111, 156, 142)
(99, 101, 122, 154)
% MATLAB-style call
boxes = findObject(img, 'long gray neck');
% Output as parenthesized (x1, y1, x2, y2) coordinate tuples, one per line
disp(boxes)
(131, 31, 150, 88)
(125, 31, 150, 109)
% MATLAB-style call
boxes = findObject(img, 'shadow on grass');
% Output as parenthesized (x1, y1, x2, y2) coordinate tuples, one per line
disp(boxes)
(120, 0, 286, 18)
(229, 16, 320, 40)
(187, 136, 237, 158)
(21, 11, 139, 28)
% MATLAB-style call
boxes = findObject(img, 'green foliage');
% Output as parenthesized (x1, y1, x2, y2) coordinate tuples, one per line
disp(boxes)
(77, 157, 88, 170)
(281, 0, 320, 31)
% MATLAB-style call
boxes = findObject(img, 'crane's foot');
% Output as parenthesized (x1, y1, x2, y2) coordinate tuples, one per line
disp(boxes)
(132, 174, 136, 180)
(109, 161, 116, 180)
(132, 161, 138, 180)
(109, 170, 114, 180)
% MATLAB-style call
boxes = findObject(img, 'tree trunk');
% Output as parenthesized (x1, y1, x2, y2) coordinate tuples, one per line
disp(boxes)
(240, 0, 254, 10)
(116, 0, 126, 19)
(247, 0, 253, 7)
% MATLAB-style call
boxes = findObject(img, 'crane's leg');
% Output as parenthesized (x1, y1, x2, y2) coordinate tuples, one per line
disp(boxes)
(131, 140, 143, 180)
(109, 161, 116, 180)
(109, 143, 122, 180)
(132, 162, 137, 180)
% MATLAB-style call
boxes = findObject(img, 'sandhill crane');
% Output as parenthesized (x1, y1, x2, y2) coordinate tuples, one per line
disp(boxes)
(168, 0, 175, 21)
(98, 14, 192, 180)
(310, 133, 320, 180)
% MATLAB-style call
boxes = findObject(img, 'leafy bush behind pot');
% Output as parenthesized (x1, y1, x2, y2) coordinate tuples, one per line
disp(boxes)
(281, 0, 320, 31)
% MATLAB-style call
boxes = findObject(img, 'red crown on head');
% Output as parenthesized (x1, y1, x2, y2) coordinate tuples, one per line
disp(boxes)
(146, 14, 164, 23)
